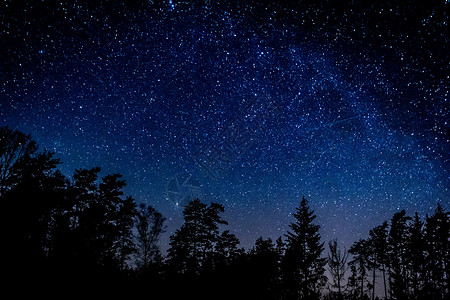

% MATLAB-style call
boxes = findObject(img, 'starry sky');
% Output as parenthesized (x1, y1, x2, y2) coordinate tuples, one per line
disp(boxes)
(1, 1, 449, 250)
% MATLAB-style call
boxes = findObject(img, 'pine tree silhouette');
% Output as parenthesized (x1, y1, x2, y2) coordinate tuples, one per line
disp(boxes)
(281, 196, 327, 300)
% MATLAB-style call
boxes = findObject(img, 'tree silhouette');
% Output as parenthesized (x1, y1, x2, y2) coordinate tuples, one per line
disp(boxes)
(406, 212, 426, 299)
(52, 168, 138, 279)
(347, 206, 449, 300)
(166, 199, 229, 276)
(215, 230, 242, 267)
(275, 236, 285, 259)
(213, 229, 243, 297)
(328, 239, 348, 300)
(244, 237, 281, 299)
(167, 199, 205, 276)
(3, 151, 62, 244)
(1, 134, 66, 287)
(281, 196, 327, 300)
(2, 127, 450, 299)
(200, 202, 228, 272)
(165, 198, 240, 300)
(388, 210, 411, 300)
(346, 264, 361, 300)
(0, 126, 38, 196)
(68, 167, 102, 271)
(423, 204, 449, 300)
(135, 203, 166, 272)
(349, 238, 369, 300)
(367, 221, 389, 299)
(116, 196, 137, 270)
(95, 174, 136, 271)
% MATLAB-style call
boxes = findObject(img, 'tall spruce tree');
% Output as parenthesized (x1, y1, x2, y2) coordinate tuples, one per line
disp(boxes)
(282, 196, 327, 300)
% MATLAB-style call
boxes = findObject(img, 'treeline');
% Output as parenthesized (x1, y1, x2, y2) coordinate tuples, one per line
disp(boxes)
(336, 205, 449, 300)
(1, 126, 449, 299)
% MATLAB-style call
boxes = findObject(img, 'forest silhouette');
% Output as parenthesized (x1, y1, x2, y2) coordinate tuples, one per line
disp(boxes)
(1, 126, 448, 299)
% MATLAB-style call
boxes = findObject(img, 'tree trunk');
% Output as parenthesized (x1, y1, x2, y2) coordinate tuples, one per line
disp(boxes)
(337, 272, 342, 300)
(382, 265, 387, 300)
(388, 265, 392, 298)
(372, 265, 376, 300)
(360, 275, 364, 300)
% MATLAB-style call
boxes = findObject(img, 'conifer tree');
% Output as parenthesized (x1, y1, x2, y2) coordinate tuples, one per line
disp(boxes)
(215, 230, 241, 266)
(201, 202, 227, 268)
(282, 196, 326, 300)
(407, 212, 425, 298)
(166, 199, 228, 276)
(275, 236, 285, 260)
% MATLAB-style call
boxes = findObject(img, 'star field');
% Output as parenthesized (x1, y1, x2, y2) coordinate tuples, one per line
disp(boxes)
(1, 1, 448, 250)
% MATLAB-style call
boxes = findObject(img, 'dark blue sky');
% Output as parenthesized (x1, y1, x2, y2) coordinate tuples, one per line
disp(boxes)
(1, 1, 448, 250)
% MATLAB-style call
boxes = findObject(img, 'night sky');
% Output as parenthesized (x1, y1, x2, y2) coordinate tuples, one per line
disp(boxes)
(1, 1, 449, 251)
